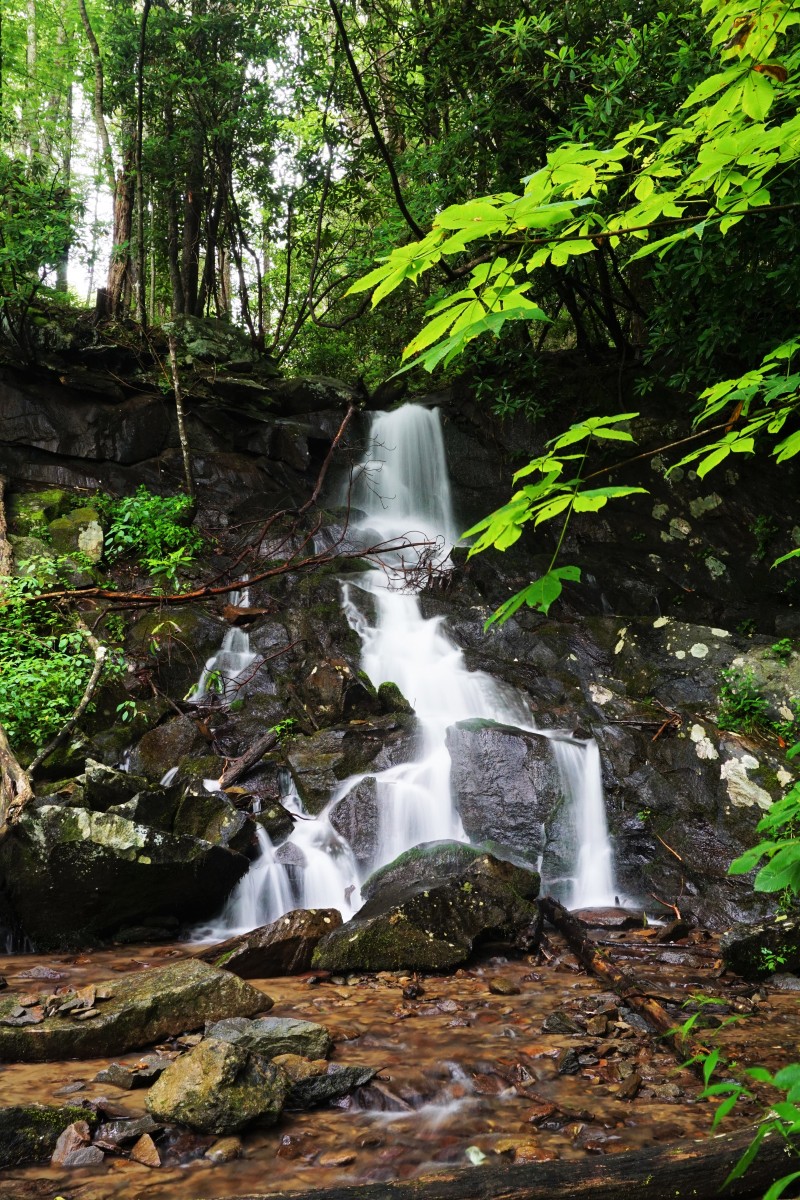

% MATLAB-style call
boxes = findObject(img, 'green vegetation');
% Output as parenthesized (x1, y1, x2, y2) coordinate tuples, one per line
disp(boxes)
(99, 487, 203, 567)
(717, 668, 773, 734)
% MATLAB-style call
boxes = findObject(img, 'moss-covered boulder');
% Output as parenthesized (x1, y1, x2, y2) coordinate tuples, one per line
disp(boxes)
(0, 805, 249, 949)
(128, 715, 209, 780)
(313, 849, 540, 972)
(9, 488, 73, 535)
(81, 759, 152, 810)
(198, 908, 342, 977)
(48, 506, 104, 560)
(146, 1036, 287, 1134)
(0, 1103, 99, 1168)
(0, 959, 269, 1062)
(126, 606, 226, 699)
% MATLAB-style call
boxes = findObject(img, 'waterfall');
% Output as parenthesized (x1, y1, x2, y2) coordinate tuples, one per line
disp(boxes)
(198, 404, 617, 938)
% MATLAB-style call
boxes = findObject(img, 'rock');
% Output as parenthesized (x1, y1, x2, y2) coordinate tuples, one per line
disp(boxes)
(272, 1053, 376, 1108)
(571, 907, 646, 930)
(205, 1136, 243, 1163)
(0, 805, 249, 949)
(8, 487, 72, 535)
(93, 1115, 160, 1149)
(127, 714, 210, 780)
(313, 849, 540, 972)
(130, 1133, 161, 1167)
(0, 959, 269, 1062)
(94, 1054, 172, 1089)
(446, 720, 565, 871)
(721, 915, 800, 979)
(329, 778, 381, 865)
(0, 1104, 98, 1168)
(488, 977, 521, 996)
(286, 716, 418, 814)
(543, 1011, 584, 1035)
(126, 610, 226, 705)
(51, 1120, 104, 1167)
(301, 656, 382, 722)
(359, 840, 495, 903)
(146, 1036, 287, 1134)
(198, 909, 343, 977)
(269, 376, 358, 418)
(205, 1016, 332, 1060)
(81, 759, 153, 811)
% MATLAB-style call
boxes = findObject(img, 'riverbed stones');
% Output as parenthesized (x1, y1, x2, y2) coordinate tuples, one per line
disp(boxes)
(199, 909, 343, 977)
(0, 1104, 99, 1168)
(145, 1036, 288, 1134)
(0, 805, 250, 949)
(274, 1053, 376, 1108)
(205, 1016, 333, 1060)
(0, 959, 269, 1062)
(313, 849, 540, 972)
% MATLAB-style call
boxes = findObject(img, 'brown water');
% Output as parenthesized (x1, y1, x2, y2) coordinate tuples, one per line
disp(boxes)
(0, 933, 795, 1199)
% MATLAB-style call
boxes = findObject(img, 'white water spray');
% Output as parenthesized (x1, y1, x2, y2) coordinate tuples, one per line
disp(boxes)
(199, 404, 617, 937)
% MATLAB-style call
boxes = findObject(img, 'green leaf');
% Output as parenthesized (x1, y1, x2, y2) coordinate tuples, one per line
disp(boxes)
(484, 565, 581, 627)
(742, 71, 774, 122)
(723, 1123, 769, 1188)
(728, 842, 776, 874)
(702, 1046, 721, 1085)
(764, 1172, 800, 1200)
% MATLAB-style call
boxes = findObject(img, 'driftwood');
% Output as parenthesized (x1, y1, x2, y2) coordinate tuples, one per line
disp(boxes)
(218, 729, 279, 790)
(210, 1125, 796, 1200)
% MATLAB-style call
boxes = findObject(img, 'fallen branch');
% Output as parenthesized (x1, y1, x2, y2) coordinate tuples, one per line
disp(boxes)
(218, 730, 279, 790)
(209, 1124, 796, 1200)
(28, 617, 108, 777)
(0, 475, 12, 585)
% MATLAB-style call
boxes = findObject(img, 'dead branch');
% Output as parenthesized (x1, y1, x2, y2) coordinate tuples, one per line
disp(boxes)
(0, 476, 12, 586)
(218, 729, 280, 790)
(28, 616, 108, 777)
(0, 721, 34, 843)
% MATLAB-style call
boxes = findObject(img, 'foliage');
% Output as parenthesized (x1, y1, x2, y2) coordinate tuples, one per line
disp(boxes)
(730, 744, 800, 894)
(0, 557, 124, 751)
(717, 667, 773, 733)
(99, 486, 203, 568)
(769, 638, 795, 664)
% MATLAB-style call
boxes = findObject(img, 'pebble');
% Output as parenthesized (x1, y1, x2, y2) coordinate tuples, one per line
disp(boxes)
(489, 978, 521, 996)
(130, 1134, 161, 1168)
(318, 1149, 357, 1167)
(205, 1136, 243, 1164)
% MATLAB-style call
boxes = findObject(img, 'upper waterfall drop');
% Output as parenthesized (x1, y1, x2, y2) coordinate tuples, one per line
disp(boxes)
(198, 402, 618, 939)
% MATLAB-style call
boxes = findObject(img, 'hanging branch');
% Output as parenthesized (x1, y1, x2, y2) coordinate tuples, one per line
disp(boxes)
(27, 617, 108, 777)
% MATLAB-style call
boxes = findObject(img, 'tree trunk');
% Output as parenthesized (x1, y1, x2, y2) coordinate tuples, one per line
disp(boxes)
(181, 130, 204, 316)
(164, 99, 185, 314)
(134, 0, 152, 326)
(0, 723, 33, 845)
(106, 135, 136, 316)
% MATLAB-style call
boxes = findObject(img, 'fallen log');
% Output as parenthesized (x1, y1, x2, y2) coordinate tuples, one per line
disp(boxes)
(209, 1125, 796, 1200)
(218, 729, 279, 790)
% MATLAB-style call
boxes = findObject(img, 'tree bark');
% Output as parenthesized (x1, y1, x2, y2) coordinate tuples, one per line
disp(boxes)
(0, 723, 34, 845)
(135, 0, 152, 326)
(218, 730, 279, 790)
(208, 1125, 796, 1200)
(0, 475, 13, 584)
(168, 334, 195, 506)
(75, 0, 115, 193)
(106, 135, 136, 316)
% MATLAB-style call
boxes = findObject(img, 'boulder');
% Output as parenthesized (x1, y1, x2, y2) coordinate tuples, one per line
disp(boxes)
(274, 1054, 376, 1108)
(269, 376, 358, 418)
(48, 506, 103, 560)
(286, 716, 417, 814)
(198, 909, 343, 977)
(205, 1016, 332, 1059)
(8, 487, 72, 535)
(446, 719, 562, 852)
(0, 1104, 98, 1168)
(0, 959, 269, 1062)
(81, 759, 152, 811)
(0, 806, 249, 949)
(127, 714, 210, 780)
(313, 849, 540, 972)
(146, 1036, 287, 1134)
(300, 656, 382, 722)
(721, 915, 800, 980)
(329, 778, 380, 865)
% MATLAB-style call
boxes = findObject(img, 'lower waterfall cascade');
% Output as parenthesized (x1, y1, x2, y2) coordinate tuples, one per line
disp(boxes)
(198, 404, 617, 938)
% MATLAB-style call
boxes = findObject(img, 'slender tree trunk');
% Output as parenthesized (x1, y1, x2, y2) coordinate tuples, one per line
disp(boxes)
(135, 0, 152, 326)
(76, 0, 115, 193)
(56, 82, 73, 293)
(168, 335, 196, 508)
(181, 130, 204, 315)
(165, 100, 185, 314)
(106, 135, 136, 316)
(24, 0, 38, 159)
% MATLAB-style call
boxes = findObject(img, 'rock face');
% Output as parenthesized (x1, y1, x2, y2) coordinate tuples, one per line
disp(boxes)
(286, 716, 418, 813)
(313, 847, 540, 972)
(146, 1036, 287, 1134)
(0, 959, 269, 1062)
(198, 909, 343, 977)
(205, 1016, 333, 1060)
(0, 1104, 98, 1168)
(446, 719, 562, 853)
(0, 805, 249, 949)
(721, 915, 800, 980)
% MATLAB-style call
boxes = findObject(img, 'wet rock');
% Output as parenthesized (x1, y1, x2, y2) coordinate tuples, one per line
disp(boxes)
(127, 714, 210, 780)
(205, 1136, 243, 1163)
(273, 1053, 376, 1108)
(0, 1104, 98, 1168)
(51, 1120, 104, 1167)
(94, 1054, 172, 1089)
(542, 1011, 584, 1035)
(572, 907, 646, 929)
(489, 977, 521, 996)
(8, 487, 72, 535)
(314, 850, 540, 973)
(171, 790, 252, 853)
(286, 716, 418, 814)
(360, 840, 500, 903)
(0, 805, 249, 949)
(0, 959, 268, 1062)
(81, 760, 152, 812)
(130, 1133, 161, 1167)
(446, 719, 562, 853)
(721, 915, 800, 979)
(146, 1036, 287, 1134)
(616, 1072, 642, 1100)
(199, 909, 343, 977)
(329, 778, 381, 865)
(269, 375, 357, 418)
(93, 1115, 160, 1150)
(556, 1047, 583, 1075)
(126, 610, 226, 704)
(205, 1015, 332, 1060)
(48, 507, 103, 560)
(301, 656, 382, 722)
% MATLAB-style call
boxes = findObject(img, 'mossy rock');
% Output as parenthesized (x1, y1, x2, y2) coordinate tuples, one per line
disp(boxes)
(0, 1103, 98, 1168)
(0, 960, 269, 1062)
(377, 680, 413, 714)
(9, 535, 54, 573)
(8, 488, 72, 536)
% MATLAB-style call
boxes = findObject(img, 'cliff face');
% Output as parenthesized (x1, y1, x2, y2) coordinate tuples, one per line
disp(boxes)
(2, 331, 798, 948)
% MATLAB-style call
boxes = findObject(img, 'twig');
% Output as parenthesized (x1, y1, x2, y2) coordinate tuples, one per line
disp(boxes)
(654, 833, 684, 863)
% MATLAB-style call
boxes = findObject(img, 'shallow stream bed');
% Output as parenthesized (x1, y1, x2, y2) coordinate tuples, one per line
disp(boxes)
(0, 932, 796, 1199)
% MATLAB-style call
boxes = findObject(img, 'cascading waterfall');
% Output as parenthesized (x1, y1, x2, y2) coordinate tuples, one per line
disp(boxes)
(198, 404, 617, 938)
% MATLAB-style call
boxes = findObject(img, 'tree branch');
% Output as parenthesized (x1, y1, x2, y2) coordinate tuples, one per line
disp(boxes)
(27, 616, 108, 777)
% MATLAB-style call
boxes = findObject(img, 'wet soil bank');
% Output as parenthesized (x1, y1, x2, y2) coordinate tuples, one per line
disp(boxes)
(1, 929, 798, 1200)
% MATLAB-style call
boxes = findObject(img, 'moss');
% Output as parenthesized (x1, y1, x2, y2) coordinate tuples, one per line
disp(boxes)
(0, 1103, 98, 1168)
(377, 680, 413, 714)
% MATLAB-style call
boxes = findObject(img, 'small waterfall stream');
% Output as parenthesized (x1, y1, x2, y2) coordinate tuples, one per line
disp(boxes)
(198, 405, 617, 938)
